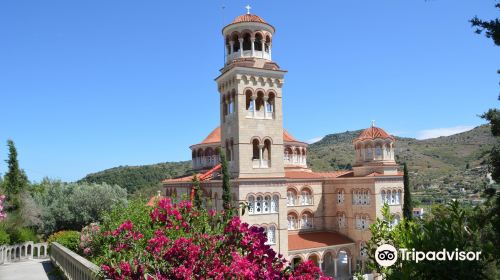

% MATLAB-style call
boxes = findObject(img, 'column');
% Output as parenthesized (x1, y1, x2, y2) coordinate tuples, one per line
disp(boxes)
(229, 41, 234, 58)
(251, 95, 256, 118)
(348, 256, 352, 275)
(261, 41, 265, 58)
(269, 43, 272, 59)
(319, 260, 323, 272)
(263, 96, 268, 118)
(251, 37, 255, 57)
(259, 144, 264, 167)
(238, 38, 244, 57)
(333, 258, 338, 277)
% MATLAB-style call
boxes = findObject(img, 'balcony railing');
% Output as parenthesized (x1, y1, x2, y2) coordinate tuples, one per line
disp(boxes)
(193, 155, 221, 169)
(253, 159, 269, 169)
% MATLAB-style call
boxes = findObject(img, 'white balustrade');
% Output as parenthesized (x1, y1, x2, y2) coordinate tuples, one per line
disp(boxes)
(50, 242, 100, 280)
(0, 241, 48, 264)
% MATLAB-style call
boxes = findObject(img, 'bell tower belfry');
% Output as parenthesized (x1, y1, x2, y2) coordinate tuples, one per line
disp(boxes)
(215, 9, 286, 179)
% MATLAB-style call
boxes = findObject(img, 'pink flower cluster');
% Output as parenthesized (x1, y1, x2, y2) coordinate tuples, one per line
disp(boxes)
(0, 195, 6, 221)
(99, 198, 331, 280)
(80, 223, 100, 255)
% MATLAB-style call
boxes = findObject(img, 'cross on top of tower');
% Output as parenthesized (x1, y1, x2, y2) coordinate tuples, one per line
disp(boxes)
(371, 120, 376, 127)
(245, 4, 251, 14)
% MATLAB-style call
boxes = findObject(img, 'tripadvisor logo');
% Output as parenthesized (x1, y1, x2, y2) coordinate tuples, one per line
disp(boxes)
(375, 244, 482, 267)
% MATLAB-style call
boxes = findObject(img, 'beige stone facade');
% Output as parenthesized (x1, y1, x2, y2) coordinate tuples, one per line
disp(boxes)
(163, 11, 403, 278)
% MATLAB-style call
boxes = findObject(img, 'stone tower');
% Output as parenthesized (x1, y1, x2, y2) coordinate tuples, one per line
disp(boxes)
(215, 10, 286, 179)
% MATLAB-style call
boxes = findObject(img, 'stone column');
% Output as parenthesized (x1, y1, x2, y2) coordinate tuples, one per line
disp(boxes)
(348, 256, 352, 275)
(319, 259, 323, 272)
(229, 41, 234, 56)
(269, 43, 272, 59)
(261, 41, 265, 58)
(251, 95, 256, 118)
(259, 144, 264, 167)
(238, 38, 244, 57)
(263, 95, 269, 118)
(251, 37, 255, 57)
(333, 258, 338, 277)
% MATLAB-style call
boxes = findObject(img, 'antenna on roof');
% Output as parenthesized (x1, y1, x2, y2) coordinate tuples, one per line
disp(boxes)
(245, 4, 252, 14)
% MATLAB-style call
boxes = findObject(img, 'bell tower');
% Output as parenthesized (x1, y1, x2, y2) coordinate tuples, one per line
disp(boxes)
(215, 8, 286, 178)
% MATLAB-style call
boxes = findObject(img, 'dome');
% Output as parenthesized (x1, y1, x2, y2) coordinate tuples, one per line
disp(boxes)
(231, 14, 267, 24)
(354, 126, 395, 143)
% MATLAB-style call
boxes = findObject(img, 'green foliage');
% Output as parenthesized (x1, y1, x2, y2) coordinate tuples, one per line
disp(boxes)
(403, 163, 413, 220)
(470, 4, 500, 46)
(9, 227, 38, 243)
(220, 149, 232, 214)
(32, 179, 127, 235)
(0, 227, 10, 245)
(47, 230, 81, 252)
(192, 175, 202, 209)
(3, 140, 29, 210)
(78, 161, 192, 194)
(367, 201, 500, 279)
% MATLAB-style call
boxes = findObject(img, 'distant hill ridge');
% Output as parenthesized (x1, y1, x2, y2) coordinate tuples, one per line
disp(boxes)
(79, 125, 494, 196)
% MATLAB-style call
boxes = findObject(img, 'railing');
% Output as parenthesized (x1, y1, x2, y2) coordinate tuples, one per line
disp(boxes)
(227, 50, 271, 61)
(50, 242, 100, 280)
(0, 241, 48, 264)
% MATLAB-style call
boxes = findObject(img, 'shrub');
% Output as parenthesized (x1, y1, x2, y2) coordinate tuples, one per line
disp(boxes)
(9, 227, 38, 243)
(0, 227, 10, 245)
(79, 223, 100, 256)
(47, 230, 80, 252)
(96, 198, 329, 279)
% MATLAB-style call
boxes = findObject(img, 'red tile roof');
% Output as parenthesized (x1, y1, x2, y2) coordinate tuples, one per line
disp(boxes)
(200, 127, 221, 144)
(232, 14, 266, 24)
(288, 231, 354, 251)
(194, 127, 304, 146)
(162, 164, 222, 183)
(354, 126, 395, 142)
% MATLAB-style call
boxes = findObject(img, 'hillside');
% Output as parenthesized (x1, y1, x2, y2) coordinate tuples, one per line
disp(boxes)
(78, 161, 192, 196)
(79, 125, 496, 201)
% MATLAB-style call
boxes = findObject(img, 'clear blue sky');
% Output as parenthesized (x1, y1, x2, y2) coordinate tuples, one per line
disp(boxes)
(0, 1, 498, 182)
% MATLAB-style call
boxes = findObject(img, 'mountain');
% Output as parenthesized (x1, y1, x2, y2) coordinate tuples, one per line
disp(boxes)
(79, 125, 495, 201)
(78, 161, 192, 196)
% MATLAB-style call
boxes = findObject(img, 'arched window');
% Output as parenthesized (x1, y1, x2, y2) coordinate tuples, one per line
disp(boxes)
(266, 92, 275, 113)
(337, 189, 345, 204)
(248, 196, 254, 214)
(352, 190, 357, 205)
(301, 212, 313, 229)
(287, 213, 297, 230)
(287, 189, 297, 206)
(246, 90, 254, 111)
(366, 146, 372, 159)
(263, 139, 271, 163)
(300, 188, 312, 205)
(255, 196, 263, 214)
(360, 241, 367, 258)
(263, 195, 271, 213)
(271, 195, 279, 213)
(255, 33, 263, 51)
(357, 190, 362, 205)
(375, 145, 382, 157)
(361, 215, 368, 230)
(256, 91, 264, 111)
(338, 212, 346, 228)
(231, 33, 239, 52)
(265, 35, 271, 53)
(252, 139, 260, 160)
(381, 190, 386, 204)
(390, 190, 395, 205)
(242, 33, 252, 50)
(397, 189, 402, 204)
(267, 225, 276, 244)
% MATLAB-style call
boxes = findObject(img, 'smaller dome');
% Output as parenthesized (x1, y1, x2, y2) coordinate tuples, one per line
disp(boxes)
(231, 14, 267, 24)
(354, 126, 395, 142)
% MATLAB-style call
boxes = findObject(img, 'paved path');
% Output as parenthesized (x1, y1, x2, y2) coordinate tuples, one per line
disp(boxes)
(0, 259, 57, 280)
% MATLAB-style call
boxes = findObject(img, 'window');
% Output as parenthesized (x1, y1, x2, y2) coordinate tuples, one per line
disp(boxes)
(381, 190, 386, 204)
(361, 216, 367, 230)
(301, 213, 313, 229)
(301, 189, 312, 205)
(263, 195, 271, 213)
(360, 242, 367, 258)
(397, 189, 402, 204)
(287, 189, 297, 206)
(355, 215, 361, 229)
(248, 196, 254, 214)
(271, 195, 279, 213)
(288, 214, 297, 230)
(267, 225, 276, 244)
(337, 189, 345, 204)
(338, 212, 346, 228)
(390, 190, 395, 205)
(255, 196, 262, 214)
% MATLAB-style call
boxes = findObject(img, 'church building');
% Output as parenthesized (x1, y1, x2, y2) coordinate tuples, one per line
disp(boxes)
(162, 9, 403, 278)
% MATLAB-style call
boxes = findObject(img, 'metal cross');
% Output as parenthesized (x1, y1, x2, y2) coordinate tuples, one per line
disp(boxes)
(371, 120, 376, 127)
(245, 4, 251, 14)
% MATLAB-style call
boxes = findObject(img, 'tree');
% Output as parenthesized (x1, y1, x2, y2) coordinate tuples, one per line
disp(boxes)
(402, 162, 412, 220)
(219, 149, 232, 213)
(191, 174, 202, 209)
(470, 4, 500, 46)
(3, 140, 28, 210)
